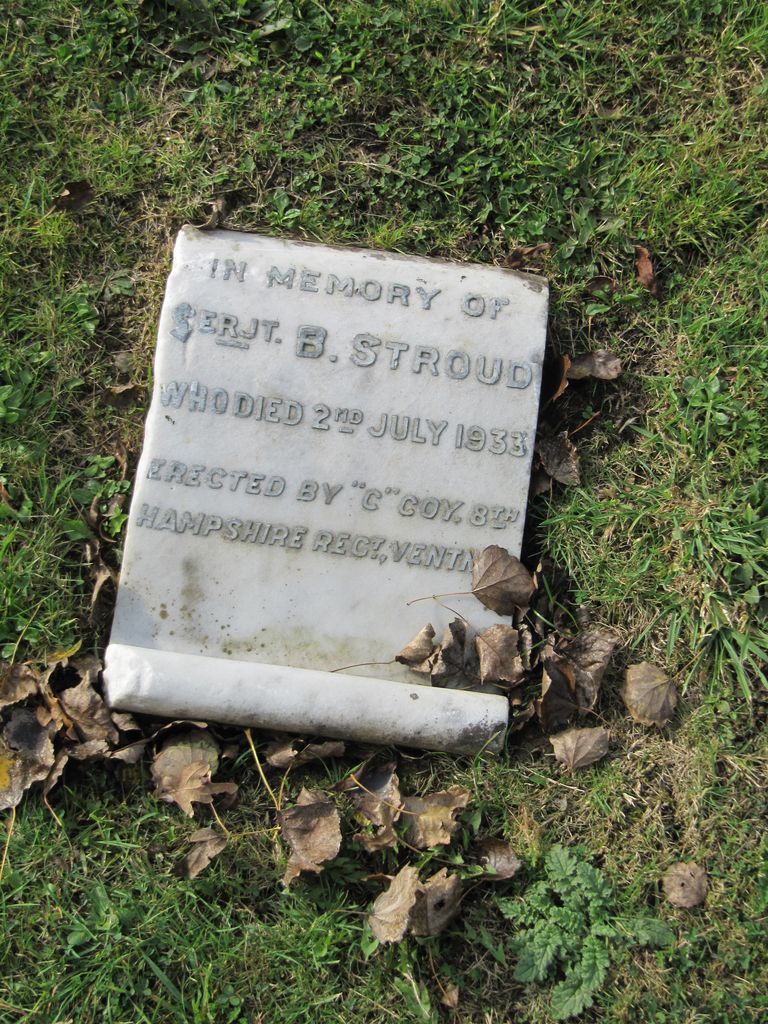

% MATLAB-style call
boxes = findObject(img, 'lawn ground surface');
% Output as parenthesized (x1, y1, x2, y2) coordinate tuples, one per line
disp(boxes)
(1, 1, 766, 1021)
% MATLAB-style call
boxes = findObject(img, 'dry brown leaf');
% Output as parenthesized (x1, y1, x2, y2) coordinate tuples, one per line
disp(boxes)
(622, 663, 678, 726)
(0, 709, 55, 810)
(585, 276, 616, 295)
(68, 739, 111, 760)
(52, 179, 95, 212)
(0, 662, 39, 710)
(43, 750, 69, 797)
(369, 865, 420, 943)
(663, 862, 707, 908)
(562, 628, 617, 710)
(538, 433, 580, 486)
(403, 786, 470, 849)
(635, 245, 659, 296)
(430, 619, 469, 684)
(181, 827, 227, 879)
(550, 726, 610, 771)
(536, 658, 579, 732)
(530, 468, 553, 498)
(345, 761, 402, 852)
(567, 350, 622, 381)
(476, 838, 522, 881)
(193, 196, 228, 230)
(410, 868, 462, 937)
(156, 761, 237, 817)
(58, 675, 118, 745)
(440, 982, 460, 1010)
(278, 788, 342, 886)
(546, 353, 572, 405)
(151, 729, 237, 816)
(472, 546, 535, 615)
(109, 740, 148, 764)
(505, 243, 551, 269)
(395, 624, 436, 673)
(475, 624, 524, 687)
(110, 711, 140, 733)
(266, 738, 346, 768)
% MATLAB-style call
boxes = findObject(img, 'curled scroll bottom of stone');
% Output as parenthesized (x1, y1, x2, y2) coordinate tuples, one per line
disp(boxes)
(103, 644, 508, 755)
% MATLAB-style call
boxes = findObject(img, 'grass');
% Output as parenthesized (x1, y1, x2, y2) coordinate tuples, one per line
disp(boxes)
(1, 0, 767, 1020)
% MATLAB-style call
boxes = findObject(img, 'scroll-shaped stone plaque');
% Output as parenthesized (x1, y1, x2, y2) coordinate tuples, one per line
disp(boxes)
(104, 229, 548, 753)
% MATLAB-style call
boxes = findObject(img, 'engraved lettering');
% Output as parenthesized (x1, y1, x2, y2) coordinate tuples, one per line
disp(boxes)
(387, 283, 410, 306)
(156, 508, 177, 531)
(211, 388, 228, 414)
(407, 544, 426, 565)
(296, 325, 327, 358)
(245, 473, 265, 494)
(261, 319, 280, 343)
(390, 415, 410, 441)
(222, 260, 246, 282)
(200, 514, 223, 536)
(218, 314, 238, 338)
(350, 333, 380, 367)
(362, 489, 381, 511)
(199, 310, 217, 333)
(357, 280, 382, 301)
(476, 356, 502, 385)
(166, 461, 186, 484)
(391, 541, 410, 562)
(269, 525, 289, 546)
(462, 294, 485, 317)
(184, 465, 204, 486)
(265, 477, 286, 497)
(299, 269, 321, 292)
(160, 381, 188, 408)
(490, 297, 509, 319)
(170, 303, 194, 343)
(367, 413, 387, 438)
(147, 458, 166, 480)
(412, 346, 439, 375)
(446, 350, 470, 379)
(267, 266, 295, 288)
(288, 526, 308, 549)
(326, 274, 354, 297)
(424, 545, 446, 569)
(188, 380, 208, 411)
(384, 340, 409, 368)
(136, 503, 159, 528)
(322, 483, 343, 505)
(297, 480, 319, 501)
(426, 419, 448, 445)
(415, 286, 441, 310)
(506, 362, 532, 389)
(233, 392, 254, 417)
(238, 318, 259, 340)
(313, 531, 333, 552)
(178, 511, 204, 534)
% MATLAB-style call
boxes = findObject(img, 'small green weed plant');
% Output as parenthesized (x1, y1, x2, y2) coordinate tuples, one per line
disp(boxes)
(498, 845, 673, 1020)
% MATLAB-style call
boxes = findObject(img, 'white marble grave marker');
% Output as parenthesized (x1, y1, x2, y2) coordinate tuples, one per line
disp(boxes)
(104, 228, 548, 752)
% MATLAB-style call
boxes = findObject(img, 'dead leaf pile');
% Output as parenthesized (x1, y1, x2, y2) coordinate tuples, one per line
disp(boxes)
(151, 729, 238, 817)
(277, 788, 342, 886)
(342, 760, 403, 852)
(0, 656, 149, 810)
(181, 827, 228, 879)
(369, 865, 462, 941)
(266, 737, 345, 768)
(662, 862, 707, 908)
(622, 663, 678, 726)
(550, 726, 610, 771)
